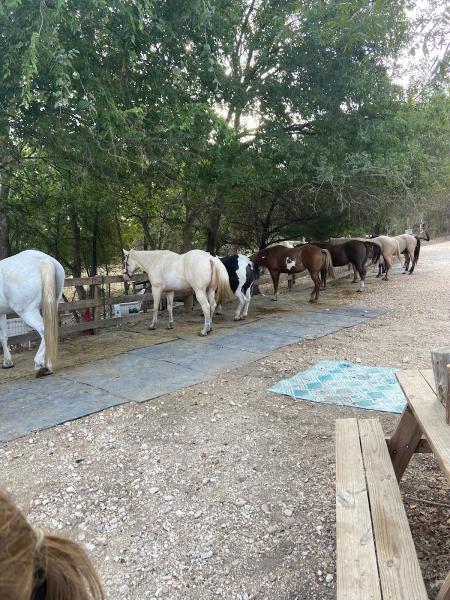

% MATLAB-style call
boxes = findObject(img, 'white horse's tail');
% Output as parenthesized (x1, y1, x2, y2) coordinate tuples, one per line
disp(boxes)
(211, 258, 234, 305)
(40, 260, 59, 369)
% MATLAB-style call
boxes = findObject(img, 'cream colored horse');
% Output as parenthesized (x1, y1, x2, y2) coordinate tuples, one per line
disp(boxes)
(123, 249, 234, 336)
(371, 236, 402, 280)
(393, 233, 419, 274)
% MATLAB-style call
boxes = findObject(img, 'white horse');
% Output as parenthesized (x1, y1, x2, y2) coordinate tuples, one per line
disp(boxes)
(0, 250, 64, 376)
(123, 249, 234, 336)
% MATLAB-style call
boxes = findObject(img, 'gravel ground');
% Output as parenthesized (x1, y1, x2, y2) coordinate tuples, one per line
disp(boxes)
(1, 240, 450, 600)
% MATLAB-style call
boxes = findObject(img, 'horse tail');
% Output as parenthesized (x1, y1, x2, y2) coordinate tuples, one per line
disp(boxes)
(211, 258, 234, 305)
(365, 241, 381, 265)
(40, 260, 59, 369)
(414, 237, 421, 264)
(322, 249, 336, 279)
(249, 260, 260, 280)
(394, 240, 402, 263)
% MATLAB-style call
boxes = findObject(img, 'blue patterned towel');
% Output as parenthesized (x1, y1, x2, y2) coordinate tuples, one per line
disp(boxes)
(268, 360, 406, 413)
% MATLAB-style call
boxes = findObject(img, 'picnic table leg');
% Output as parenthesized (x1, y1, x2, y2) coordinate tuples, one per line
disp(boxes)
(437, 571, 450, 600)
(387, 405, 423, 482)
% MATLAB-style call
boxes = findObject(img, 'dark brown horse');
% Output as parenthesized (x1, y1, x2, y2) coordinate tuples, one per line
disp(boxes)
(251, 244, 335, 303)
(312, 240, 381, 292)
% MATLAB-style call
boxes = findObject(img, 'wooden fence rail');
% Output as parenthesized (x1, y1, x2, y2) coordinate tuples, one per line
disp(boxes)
(6, 266, 352, 346)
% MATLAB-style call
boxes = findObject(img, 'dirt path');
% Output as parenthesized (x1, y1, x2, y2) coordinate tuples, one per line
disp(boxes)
(1, 241, 449, 600)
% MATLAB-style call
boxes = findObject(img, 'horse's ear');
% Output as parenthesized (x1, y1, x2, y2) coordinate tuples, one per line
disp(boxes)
(123, 249, 129, 256)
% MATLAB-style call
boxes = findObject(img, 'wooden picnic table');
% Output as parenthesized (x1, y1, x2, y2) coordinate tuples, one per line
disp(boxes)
(336, 367, 450, 600)
(389, 368, 450, 600)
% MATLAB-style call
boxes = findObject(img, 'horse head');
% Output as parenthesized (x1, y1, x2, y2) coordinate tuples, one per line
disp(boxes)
(417, 228, 430, 241)
(122, 249, 139, 282)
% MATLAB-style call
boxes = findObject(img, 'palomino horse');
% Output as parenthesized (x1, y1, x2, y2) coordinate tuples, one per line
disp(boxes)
(217, 255, 259, 320)
(313, 240, 381, 292)
(123, 249, 234, 336)
(0, 250, 64, 376)
(250, 244, 335, 303)
(369, 236, 402, 280)
(403, 230, 430, 272)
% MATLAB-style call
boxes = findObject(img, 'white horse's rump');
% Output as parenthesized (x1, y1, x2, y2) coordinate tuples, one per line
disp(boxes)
(0, 250, 64, 375)
(123, 249, 234, 336)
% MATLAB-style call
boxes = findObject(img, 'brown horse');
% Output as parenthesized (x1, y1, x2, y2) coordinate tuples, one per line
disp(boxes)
(312, 240, 381, 292)
(251, 244, 335, 303)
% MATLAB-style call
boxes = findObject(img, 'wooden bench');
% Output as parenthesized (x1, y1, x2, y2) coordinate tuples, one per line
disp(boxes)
(336, 418, 428, 599)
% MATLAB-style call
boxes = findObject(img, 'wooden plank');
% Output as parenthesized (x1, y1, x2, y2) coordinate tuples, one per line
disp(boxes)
(437, 570, 450, 600)
(386, 436, 432, 454)
(359, 419, 428, 600)
(58, 292, 153, 312)
(64, 273, 149, 286)
(336, 419, 382, 600)
(8, 331, 41, 345)
(397, 369, 450, 483)
(387, 405, 423, 481)
(59, 312, 148, 336)
(421, 368, 437, 394)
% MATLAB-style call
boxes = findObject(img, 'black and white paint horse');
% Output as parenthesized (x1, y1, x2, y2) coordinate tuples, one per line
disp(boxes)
(217, 255, 259, 320)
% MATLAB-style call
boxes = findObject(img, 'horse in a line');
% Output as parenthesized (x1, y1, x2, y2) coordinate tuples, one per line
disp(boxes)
(216, 255, 259, 320)
(368, 236, 403, 280)
(123, 249, 234, 336)
(312, 240, 381, 292)
(0, 250, 64, 376)
(250, 244, 335, 303)
(399, 229, 430, 273)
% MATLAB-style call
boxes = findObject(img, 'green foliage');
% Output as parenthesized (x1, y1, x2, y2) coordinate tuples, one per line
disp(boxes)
(0, 0, 448, 271)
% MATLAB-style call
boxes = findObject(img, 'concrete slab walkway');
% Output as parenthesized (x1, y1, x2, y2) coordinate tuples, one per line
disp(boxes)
(0, 305, 384, 442)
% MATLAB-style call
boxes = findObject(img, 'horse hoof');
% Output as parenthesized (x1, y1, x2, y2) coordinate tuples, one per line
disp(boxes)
(2, 363, 14, 369)
(148, 325, 156, 331)
(351, 280, 358, 284)
(357, 289, 363, 293)
(166, 323, 174, 330)
(199, 331, 208, 337)
(36, 367, 53, 378)
(234, 317, 242, 321)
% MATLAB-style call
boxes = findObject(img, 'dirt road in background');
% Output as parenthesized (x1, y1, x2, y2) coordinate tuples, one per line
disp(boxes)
(1, 240, 449, 600)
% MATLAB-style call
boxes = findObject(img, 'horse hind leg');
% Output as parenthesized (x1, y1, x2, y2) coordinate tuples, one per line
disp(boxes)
(271, 270, 280, 301)
(357, 266, 366, 292)
(408, 249, 416, 274)
(195, 289, 212, 336)
(18, 307, 51, 376)
(0, 314, 14, 368)
(241, 287, 252, 318)
(206, 286, 217, 325)
(148, 286, 162, 330)
(234, 289, 246, 320)
(166, 291, 175, 329)
(309, 271, 321, 303)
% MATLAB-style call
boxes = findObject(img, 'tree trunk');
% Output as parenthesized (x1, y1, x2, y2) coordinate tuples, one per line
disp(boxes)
(206, 195, 223, 254)
(90, 210, 99, 300)
(0, 182, 10, 259)
(182, 193, 196, 252)
(70, 205, 86, 300)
